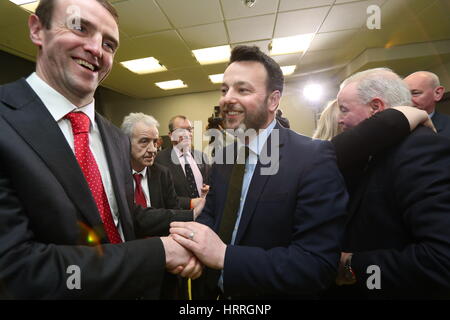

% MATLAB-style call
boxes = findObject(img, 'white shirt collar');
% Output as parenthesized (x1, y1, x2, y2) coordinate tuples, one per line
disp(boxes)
(26, 72, 96, 128)
(133, 167, 148, 178)
(247, 118, 277, 156)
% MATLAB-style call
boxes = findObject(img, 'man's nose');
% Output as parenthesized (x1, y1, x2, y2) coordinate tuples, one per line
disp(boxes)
(84, 34, 103, 59)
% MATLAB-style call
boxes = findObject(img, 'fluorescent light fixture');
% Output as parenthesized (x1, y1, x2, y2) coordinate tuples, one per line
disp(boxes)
(120, 57, 167, 74)
(208, 74, 224, 84)
(303, 83, 323, 102)
(280, 65, 296, 76)
(270, 34, 314, 55)
(155, 80, 187, 90)
(9, 0, 39, 12)
(192, 45, 231, 65)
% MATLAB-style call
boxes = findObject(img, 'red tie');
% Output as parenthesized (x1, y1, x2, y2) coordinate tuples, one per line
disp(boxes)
(65, 112, 122, 244)
(133, 173, 147, 208)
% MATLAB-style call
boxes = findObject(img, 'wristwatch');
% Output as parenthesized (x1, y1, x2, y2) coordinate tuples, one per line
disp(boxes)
(343, 254, 357, 284)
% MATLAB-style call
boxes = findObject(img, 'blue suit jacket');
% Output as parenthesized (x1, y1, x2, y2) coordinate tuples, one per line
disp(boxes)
(197, 123, 348, 298)
(432, 111, 450, 138)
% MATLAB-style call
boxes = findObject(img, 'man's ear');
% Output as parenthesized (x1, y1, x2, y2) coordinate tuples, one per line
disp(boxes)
(369, 98, 386, 115)
(268, 90, 281, 113)
(434, 86, 445, 102)
(29, 14, 44, 48)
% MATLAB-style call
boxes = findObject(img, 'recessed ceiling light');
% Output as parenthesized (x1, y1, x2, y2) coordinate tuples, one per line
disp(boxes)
(280, 65, 296, 76)
(208, 74, 224, 84)
(120, 57, 167, 74)
(303, 83, 323, 102)
(155, 80, 187, 90)
(192, 45, 231, 65)
(270, 34, 314, 55)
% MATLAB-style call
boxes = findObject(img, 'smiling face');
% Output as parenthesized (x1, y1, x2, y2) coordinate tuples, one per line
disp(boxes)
(219, 61, 279, 131)
(130, 122, 159, 172)
(29, 0, 119, 107)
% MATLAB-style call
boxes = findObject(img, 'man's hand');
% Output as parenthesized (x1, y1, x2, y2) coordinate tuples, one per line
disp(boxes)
(336, 252, 356, 286)
(192, 198, 206, 220)
(170, 221, 226, 270)
(392, 106, 436, 132)
(200, 184, 210, 198)
(160, 236, 203, 279)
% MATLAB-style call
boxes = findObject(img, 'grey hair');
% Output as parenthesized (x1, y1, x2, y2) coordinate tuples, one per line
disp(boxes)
(340, 67, 412, 108)
(121, 112, 159, 138)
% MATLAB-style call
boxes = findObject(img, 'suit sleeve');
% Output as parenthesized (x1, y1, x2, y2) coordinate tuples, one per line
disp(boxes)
(133, 205, 193, 237)
(351, 131, 450, 295)
(223, 141, 349, 296)
(331, 108, 410, 171)
(0, 166, 166, 299)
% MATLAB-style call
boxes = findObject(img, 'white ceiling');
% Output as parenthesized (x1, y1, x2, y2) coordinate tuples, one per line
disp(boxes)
(0, 0, 449, 99)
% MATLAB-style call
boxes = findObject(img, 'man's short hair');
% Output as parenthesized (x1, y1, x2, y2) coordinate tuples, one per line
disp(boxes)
(35, 0, 119, 29)
(341, 67, 412, 108)
(121, 113, 159, 138)
(229, 45, 284, 95)
(168, 115, 187, 132)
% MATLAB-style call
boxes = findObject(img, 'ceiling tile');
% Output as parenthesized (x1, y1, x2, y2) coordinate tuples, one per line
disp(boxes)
(156, 0, 223, 28)
(114, 0, 171, 37)
(178, 22, 228, 49)
(115, 30, 198, 69)
(274, 6, 330, 37)
(227, 14, 275, 43)
(319, 0, 385, 33)
(221, 0, 279, 20)
(279, 0, 334, 11)
(272, 53, 302, 66)
(309, 29, 359, 51)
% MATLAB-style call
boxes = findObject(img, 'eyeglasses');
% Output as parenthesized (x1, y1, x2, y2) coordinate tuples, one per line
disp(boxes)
(171, 127, 193, 133)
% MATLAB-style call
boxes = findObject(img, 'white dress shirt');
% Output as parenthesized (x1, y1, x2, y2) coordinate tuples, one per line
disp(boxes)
(132, 167, 151, 208)
(26, 72, 124, 241)
(173, 146, 203, 196)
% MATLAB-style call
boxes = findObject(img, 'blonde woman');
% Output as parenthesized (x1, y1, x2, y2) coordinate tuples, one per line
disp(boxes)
(313, 99, 341, 140)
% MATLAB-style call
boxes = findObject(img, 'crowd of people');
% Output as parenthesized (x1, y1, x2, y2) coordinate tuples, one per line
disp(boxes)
(0, 0, 449, 300)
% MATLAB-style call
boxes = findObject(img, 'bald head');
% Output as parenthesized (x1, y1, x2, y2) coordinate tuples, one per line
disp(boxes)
(404, 71, 445, 114)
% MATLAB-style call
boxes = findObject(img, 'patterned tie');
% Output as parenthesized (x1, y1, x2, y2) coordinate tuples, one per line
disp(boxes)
(218, 146, 250, 244)
(183, 154, 200, 198)
(65, 112, 122, 244)
(133, 173, 147, 208)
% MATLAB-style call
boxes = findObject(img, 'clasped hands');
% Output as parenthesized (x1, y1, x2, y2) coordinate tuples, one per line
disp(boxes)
(162, 221, 227, 279)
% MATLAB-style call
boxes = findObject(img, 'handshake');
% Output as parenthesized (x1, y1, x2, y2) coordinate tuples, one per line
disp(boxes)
(160, 221, 226, 279)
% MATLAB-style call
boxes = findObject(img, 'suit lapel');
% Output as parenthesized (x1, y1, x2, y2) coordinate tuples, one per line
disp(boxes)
(234, 124, 285, 244)
(148, 166, 163, 208)
(0, 79, 105, 235)
(96, 114, 135, 240)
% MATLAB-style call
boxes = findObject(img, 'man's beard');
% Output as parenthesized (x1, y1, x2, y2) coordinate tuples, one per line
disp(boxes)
(223, 96, 269, 132)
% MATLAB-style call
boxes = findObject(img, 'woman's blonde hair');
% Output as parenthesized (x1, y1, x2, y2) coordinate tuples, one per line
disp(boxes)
(312, 99, 341, 140)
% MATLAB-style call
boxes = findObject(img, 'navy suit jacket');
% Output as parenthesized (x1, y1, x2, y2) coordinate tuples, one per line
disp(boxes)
(432, 111, 450, 138)
(342, 126, 450, 299)
(0, 79, 192, 299)
(196, 123, 348, 298)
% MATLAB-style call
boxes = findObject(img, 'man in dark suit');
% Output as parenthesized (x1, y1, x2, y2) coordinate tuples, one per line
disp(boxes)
(404, 71, 450, 137)
(169, 45, 349, 299)
(155, 115, 210, 209)
(0, 0, 202, 299)
(335, 68, 450, 299)
(121, 112, 205, 211)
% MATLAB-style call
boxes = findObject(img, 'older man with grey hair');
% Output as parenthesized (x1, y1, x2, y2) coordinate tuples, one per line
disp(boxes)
(121, 112, 204, 213)
(333, 67, 450, 299)
(404, 71, 450, 137)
